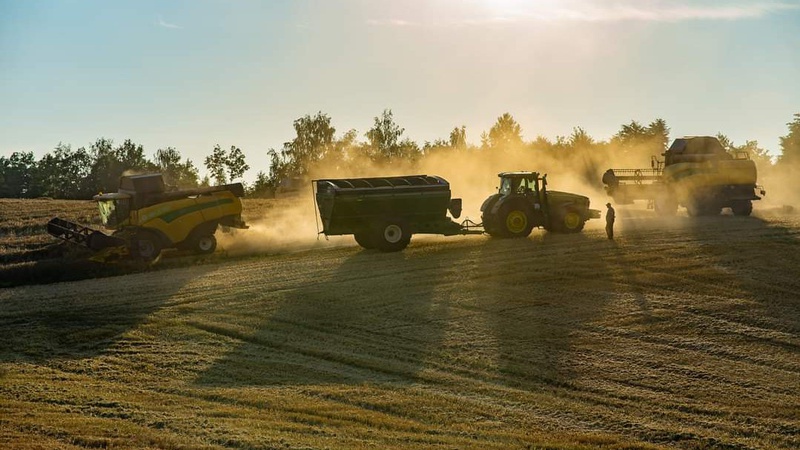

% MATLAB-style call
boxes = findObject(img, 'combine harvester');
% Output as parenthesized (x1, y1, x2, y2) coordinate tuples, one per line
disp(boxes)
(47, 173, 248, 261)
(602, 136, 765, 216)
(314, 172, 600, 252)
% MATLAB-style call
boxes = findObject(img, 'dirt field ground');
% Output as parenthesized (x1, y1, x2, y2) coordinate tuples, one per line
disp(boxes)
(1, 199, 799, 449)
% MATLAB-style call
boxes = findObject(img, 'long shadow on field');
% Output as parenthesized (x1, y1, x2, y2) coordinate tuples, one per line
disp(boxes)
(683, 213, 800, 335)
(197, 247, 450, 386)
(0, 266, 211, 362)
(471, 231, 616, 387)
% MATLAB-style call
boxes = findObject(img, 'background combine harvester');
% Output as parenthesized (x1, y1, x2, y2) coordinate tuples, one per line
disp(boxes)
(602, 136, 765, 216)
(314, 172, 600, 252)
(47, 173, 248, 261)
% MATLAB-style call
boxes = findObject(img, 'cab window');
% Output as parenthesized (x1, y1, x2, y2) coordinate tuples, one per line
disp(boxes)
(98, 199, 130, 228)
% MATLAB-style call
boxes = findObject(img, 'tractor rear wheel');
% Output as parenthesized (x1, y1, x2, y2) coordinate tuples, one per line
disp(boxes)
(499, 204, 534, 238)
(354, 231, 376, 249)
(374, 220, 411, 252)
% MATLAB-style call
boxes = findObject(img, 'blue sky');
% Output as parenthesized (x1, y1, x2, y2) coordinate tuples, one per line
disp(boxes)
(2, 0, 799, 180)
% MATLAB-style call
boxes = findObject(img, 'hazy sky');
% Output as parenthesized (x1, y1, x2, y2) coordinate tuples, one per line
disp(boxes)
(2, 0, 799, 180)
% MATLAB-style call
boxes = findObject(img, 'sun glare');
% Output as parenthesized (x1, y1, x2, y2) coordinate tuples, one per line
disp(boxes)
(477, 0, 568, 21)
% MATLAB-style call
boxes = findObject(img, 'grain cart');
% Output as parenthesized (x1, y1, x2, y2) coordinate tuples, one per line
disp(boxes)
(47, 173, 248, 261)
(602, 136, 764, 216)
(480, 171, 601, 237)
(314, 175, 481, 252)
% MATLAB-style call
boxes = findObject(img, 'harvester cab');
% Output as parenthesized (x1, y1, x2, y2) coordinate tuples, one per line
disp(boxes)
(47, 173, 248, 262)
(481, 171, 600, 238)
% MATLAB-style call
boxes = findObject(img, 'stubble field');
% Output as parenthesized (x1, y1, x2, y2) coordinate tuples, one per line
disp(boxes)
(1, 198, 799, 449)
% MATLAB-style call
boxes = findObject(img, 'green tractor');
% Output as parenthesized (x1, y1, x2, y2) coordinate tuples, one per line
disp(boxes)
(480, 172, 600, 238)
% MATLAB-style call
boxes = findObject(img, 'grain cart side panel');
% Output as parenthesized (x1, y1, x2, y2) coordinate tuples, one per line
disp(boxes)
(314, 175, 468, 252)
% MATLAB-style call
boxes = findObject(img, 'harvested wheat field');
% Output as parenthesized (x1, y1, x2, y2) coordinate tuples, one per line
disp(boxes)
(1, 200, 799, 449)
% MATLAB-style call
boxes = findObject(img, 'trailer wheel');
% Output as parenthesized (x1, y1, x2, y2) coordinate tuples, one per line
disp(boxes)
(192, 234, 217, 254)
(135, 231, 162, 261)
(374, 220, 411, 252)
(354, 232, 376, 249)
(731, 200, 753, 216)
(500, 203, 534, 238)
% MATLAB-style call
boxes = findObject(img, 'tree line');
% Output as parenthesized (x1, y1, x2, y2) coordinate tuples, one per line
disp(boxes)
(1, 111, 798, 199)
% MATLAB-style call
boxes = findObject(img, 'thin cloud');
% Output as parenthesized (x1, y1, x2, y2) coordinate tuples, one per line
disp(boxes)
(366, 1, 799, 26)
(157, 15, 182, 29)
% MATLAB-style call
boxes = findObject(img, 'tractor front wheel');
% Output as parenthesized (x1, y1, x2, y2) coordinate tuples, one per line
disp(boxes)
(500, 204, 534, 238)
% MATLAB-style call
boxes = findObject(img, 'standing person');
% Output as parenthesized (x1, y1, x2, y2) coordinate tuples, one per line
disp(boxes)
(605, 203, 615, 240)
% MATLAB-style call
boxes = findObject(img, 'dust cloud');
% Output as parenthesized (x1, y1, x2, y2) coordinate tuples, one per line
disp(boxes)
(218, 144, 629, 256)
(218, 139, 796, 256)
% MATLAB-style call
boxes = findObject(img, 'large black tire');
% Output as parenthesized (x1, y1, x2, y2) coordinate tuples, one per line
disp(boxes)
(353, 231, 376, 249)
(498, 203, 534, 238)
(481, 212, 504, 238)
(731, 200, 753, 216)
(191, 234, 217, 254)
(553, 208, 585, 233)
(373, 220, 412, 252)
(134, 230, 162, 261)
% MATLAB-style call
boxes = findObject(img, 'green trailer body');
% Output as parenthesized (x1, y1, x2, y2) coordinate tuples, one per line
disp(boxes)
(314, 175, 476, 252)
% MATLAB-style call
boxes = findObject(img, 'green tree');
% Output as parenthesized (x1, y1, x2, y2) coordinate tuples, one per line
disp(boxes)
(484, 113, 523, 151)
(284, 112, 338, 175)
(155, 147, 199, 188)
(449, 126, 467, 150)
(204, 145, 229, 184)
(365, 109, 419, 161)
(89, 138, 155, 193)
(248, 170, 273, 197)
(0, 151, 37, 197)
(226, 146, 249, 181)
(204, 145, 250, 185)
(568, 127, 594, 149)
(778, 113, 800, 165)
(36, 143, 93, 199)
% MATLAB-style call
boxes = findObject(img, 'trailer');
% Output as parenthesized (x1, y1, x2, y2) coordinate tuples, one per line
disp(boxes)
(314, 175, 481, 252)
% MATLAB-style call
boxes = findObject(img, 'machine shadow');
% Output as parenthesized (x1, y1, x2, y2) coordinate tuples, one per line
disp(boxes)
(0, 266, 212, 363)
(682, 212, 800, 333)
(196, 247, 452, 387)
(471, 230, 616, 388)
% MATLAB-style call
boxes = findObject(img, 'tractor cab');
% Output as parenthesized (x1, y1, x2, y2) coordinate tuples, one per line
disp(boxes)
(94, 193, 132, 229)
(498, 171, 547, 200)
